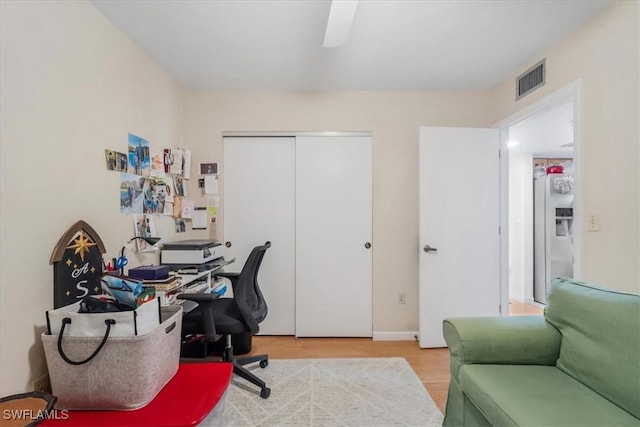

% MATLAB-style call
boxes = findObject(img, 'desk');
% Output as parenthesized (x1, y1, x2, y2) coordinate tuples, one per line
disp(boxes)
(41, 362, 232, 427)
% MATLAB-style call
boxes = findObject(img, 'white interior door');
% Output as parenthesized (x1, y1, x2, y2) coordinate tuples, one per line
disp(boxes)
(223, 137, 296, 334)
(295, 136, 373, 337)
(418, 127, 501, 348)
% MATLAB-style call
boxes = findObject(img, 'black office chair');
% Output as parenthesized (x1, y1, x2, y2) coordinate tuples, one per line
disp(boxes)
(179, 241, 271, 399)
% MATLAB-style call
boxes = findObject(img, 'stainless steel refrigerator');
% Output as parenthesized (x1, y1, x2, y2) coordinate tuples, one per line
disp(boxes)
(533, 173, 574, 304)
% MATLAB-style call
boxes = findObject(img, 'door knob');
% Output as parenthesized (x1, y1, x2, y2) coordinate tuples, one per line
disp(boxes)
(364, 242, 372, 249)
(423, 244, 438, 253)
(225, 241, 232, 248)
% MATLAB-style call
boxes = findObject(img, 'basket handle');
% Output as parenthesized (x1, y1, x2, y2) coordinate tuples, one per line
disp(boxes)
(165, 321, 177, 334)
(57, 318, 116, 366)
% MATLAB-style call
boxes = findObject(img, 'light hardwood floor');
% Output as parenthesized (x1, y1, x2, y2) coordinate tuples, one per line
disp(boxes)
(245, 301, 543, 415)
(509, 299, 544, 316)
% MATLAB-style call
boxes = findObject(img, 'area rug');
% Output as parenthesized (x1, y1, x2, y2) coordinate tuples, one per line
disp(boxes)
(200, 357, 444, 426)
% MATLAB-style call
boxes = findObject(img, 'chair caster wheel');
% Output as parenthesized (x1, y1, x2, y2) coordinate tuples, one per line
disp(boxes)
(260, 359, 268, 368)
(260, 387, 271, 399)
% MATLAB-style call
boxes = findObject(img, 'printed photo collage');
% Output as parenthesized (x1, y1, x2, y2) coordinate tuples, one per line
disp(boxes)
(105, 133, 193, 233)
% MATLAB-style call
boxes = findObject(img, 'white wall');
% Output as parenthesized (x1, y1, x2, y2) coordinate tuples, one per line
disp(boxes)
(508, 150, 534, 303)
(492, 0, 640, 293)
(183, 91, 494, 334)
(0, 1, 186, 395)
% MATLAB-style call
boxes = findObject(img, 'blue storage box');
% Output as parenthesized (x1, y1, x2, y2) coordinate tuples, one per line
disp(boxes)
(128, 265, 170, 280)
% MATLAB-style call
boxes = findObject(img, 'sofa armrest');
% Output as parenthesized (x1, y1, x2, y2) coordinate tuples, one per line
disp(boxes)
(443, 315, 561, 380)
(442, 316, 561, 427)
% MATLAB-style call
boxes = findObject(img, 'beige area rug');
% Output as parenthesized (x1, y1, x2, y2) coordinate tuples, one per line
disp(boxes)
(200, 357, 444, 427)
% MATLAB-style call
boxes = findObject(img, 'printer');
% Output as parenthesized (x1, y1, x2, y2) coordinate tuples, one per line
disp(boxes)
(160, 239, 224, 271)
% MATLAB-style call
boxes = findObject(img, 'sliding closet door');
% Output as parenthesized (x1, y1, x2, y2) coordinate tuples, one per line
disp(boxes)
(223, 137, 295, 334)
(295, 136, 373, 337)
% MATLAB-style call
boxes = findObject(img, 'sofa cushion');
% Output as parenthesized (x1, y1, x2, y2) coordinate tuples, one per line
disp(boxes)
(459, 365, 639, 427)
(545, 278, 640, 418)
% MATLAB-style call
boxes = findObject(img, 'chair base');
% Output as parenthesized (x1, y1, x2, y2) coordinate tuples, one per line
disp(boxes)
(222, 335, 270, 399)
(232, 356, 270, 398)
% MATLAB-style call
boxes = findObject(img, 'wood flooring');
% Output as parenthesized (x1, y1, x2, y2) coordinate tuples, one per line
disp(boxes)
(245, 301, 543, 415)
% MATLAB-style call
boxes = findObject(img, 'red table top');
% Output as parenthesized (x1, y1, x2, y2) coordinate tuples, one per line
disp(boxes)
(42, 362, 233, 427)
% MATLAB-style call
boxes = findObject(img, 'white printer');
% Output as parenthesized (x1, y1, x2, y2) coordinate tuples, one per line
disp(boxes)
(160, 239, 224, 269)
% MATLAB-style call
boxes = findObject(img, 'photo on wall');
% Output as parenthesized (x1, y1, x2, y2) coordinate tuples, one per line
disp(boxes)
(120, 173, 144, 214)
(127, 133, 150, 176)
(132, 214, 158, 252)
(117, 152, 128, 172)
(142, 178, 167, 215)
(105, 149, 118, 171)
(175, 218, 187, 233)
(174, 176, 185, 197)
(149, 151, 165, 177)
(156, 176, 174, 216)
(199, 162, 218, 175)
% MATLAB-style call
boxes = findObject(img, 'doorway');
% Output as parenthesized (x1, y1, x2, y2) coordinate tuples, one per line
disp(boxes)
(508, 100, 575, 306)
(496, 81, 582, 312)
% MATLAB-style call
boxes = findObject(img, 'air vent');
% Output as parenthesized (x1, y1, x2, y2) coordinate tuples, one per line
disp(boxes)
(516, 59, 545, 100)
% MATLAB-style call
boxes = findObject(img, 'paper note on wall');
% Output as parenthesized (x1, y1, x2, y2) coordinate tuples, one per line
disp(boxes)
(204, 175, 219, 194)
(173, 195, 182, 218)
(192, 207, 207, 230)
(182, 149, 191, 180)
(170, 149, 183, 175)
(207, 196, 219, 216)
(181, 199, 195, 219)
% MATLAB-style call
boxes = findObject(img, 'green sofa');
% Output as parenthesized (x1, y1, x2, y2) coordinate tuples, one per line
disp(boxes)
(442, 278, 640, 427)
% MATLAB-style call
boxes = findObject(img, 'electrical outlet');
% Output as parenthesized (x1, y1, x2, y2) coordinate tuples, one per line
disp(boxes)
(398, 292, 406, 305)
(587, 214, 600, 232)
(32, 374, 50, 393)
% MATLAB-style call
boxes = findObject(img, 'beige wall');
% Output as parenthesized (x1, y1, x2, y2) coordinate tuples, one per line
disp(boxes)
(0, 1, 185, 395)
(183, 91, 494, 335)
(492, 0, 640, 293)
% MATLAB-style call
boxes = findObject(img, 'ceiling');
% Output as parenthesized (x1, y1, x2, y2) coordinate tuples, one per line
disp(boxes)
(508, 100, 574, 157)
(90, 0, 611, 91)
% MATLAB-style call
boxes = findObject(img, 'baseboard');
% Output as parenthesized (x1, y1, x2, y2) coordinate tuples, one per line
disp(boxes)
(510, 294, 536, 305)
(372, 331, 418, 341)
(509, 293, 525, 302)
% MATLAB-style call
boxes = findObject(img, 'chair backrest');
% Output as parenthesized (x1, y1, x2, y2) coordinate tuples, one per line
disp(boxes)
(233, 242, 270, 334)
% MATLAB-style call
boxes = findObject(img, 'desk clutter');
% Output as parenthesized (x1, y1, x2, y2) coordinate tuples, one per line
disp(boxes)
(128, 264, 170, 280)
(43, 224, 235, 413)
(124, 238, 232, 304)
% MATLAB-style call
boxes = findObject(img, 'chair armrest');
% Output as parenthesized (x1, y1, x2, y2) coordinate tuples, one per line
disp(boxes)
(443, 315, 561, 380)
(214, 272, 239, 280)
(177, 293, 218, 340)
(177, 293, 218, 302)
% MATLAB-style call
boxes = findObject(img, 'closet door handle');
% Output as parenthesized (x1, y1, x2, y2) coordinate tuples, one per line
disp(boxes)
(364, 242, 372, 249)
(225, 241, 232, 248)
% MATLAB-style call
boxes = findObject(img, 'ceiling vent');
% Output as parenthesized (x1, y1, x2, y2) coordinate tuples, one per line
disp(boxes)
(516, 59, 545, 100)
